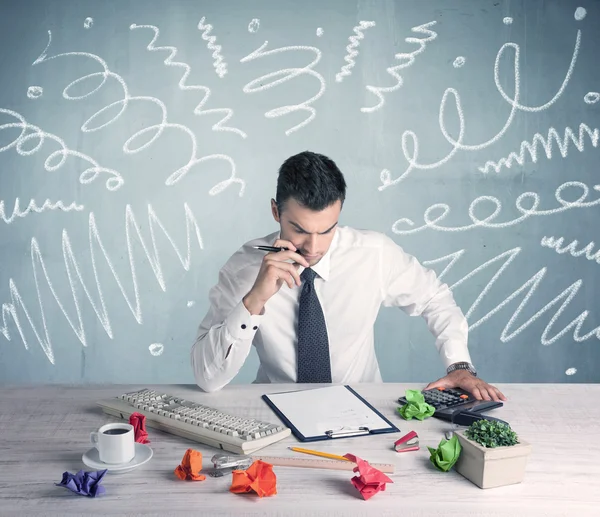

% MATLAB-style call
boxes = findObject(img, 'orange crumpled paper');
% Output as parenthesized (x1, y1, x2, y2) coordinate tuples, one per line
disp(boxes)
(344, 453, 393, 500)
(129, 412, 150, 444)
(229, 459, 277, 497)
(174, 449, 206, 481)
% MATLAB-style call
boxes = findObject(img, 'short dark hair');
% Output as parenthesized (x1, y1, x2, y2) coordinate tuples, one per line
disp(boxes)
(275, 151, 346, 213)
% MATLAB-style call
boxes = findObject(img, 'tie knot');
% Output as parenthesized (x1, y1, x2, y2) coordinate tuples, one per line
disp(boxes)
(301, 268, 317, 283)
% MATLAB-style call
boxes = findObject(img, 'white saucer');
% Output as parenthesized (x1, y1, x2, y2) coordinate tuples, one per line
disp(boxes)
(82, 443, 153, 474)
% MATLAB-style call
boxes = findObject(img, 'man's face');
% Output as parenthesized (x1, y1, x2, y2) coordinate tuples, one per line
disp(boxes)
(272, 198, 341, 267)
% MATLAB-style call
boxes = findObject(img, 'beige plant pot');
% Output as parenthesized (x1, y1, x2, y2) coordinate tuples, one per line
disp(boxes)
(454, 430, 532, 489)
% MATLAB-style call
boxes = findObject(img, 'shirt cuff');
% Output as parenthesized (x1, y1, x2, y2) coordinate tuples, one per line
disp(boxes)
(440, 343, 473, 370)
(225, 299, 263, 341)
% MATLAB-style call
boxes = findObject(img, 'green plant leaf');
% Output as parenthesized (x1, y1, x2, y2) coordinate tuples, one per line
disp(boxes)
(465, 419, 519, 448)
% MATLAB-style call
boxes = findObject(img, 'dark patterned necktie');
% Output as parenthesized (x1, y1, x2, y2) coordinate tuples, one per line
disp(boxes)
(297, 268, 332, 383)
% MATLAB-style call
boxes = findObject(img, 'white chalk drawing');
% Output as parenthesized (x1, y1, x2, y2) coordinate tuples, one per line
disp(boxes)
(584, 92, 600, 104)
(453, 56, 465, 68)
(478, 123, 599, 174)
(197, 17, 228, 78)
(316, 27, 324, 37)
(241, 42, 325, 135)
(503, 17, 513, 25)
(248, 19, 260, 33)
(378, 27, 581, 190)
(362, 21, 437, 113)
(540, 236, 600, 264)
(187, 301, 195, 307)
(0, 203, 203, 364)
(574, 7, 587, 21)
(422, 247, 599, 346)
(335, 21, 376, 83)
(392, 181, 600, 234)
(1, 198, 84, 225)
(27, 86, 43, 99)
(0, 107, 123, 191)
(32, 29, 244, 195)
(84, 17, 93, 29)
(130, 24, 244, 137)
(149, 343, 164, 356)
(565, 367, 577, 375)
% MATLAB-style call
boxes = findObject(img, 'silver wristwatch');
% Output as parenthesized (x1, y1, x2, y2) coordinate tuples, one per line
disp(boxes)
(447, 361, 477, 377)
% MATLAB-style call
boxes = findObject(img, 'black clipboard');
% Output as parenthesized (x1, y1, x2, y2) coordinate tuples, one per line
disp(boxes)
(262, 385, 400, 442)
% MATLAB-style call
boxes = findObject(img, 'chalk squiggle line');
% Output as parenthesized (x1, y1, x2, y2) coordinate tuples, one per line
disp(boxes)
(391, 181, 600, 234)
(362, 21, 437, 113)
(0, 203, 203, 364)
(0, 108, 123, 191)
(378, 28, 581, 190)
(335, 21, 376, 83)
(197, 17, 228, 79)
(241, 42, 325, 135)
(33, 30, 245, 195)
(540, 236, 600, 264)
(423, 246, 600, 346)
(1, 198, 84, 224)
(478, 123, 599, 173)
(130, 24, 243, 137)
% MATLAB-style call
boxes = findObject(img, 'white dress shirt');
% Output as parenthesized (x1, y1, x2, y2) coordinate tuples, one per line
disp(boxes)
(191, 226, 471, 392)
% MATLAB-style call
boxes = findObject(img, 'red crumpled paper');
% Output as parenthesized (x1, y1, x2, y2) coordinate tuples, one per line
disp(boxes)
(344, 453, 393, 500)
(229, 460, 277, 497)
(128, 412, 150, 444)
(174, 449, 206, 481)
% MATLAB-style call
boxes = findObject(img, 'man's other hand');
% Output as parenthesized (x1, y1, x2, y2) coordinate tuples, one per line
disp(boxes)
(424, 370, 507, 401)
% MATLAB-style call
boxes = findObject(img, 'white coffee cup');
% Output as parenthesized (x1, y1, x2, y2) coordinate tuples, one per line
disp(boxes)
(90, 423, 135, 464)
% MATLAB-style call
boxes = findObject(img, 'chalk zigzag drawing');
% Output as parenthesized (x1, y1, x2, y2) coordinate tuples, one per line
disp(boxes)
(335, 21, 376, 83)
(0, 204, 203, 364)
(197, 16, 228, 78)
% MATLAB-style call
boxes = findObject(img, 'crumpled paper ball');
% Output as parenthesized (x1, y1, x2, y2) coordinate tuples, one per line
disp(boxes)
(129, 412, 150, 444)
(344, 453, 393, 500)
(55, 469, 107, 497)
(229, 459, 277, 497)
(397, 389, 435, 420)
(427, 434, 462, 472)
(174, 448, 206, 481)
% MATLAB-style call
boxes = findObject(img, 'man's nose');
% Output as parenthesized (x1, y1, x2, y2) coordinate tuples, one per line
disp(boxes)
(305, 234, 318, 254)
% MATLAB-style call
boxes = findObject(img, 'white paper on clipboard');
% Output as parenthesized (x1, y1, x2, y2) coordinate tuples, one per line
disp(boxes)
(263, 385, 395, 439)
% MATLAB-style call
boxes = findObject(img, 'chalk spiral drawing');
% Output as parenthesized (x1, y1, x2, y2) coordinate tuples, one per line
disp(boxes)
(26, 86, 43, 99)
(0, 107, 124, 191)
(84, 17, 93, 29)
(362, 21, 437, 113)
(540, 236, 600, 264)
(0, 204, 203, 364)
(377, 26, 581, 190)
(422, 245, 600, 346)
(248, 18, 260, 33)
(1, 199, 84, 225)
(241, 41, 325, 135)
(584, 92, 600, 104)
(197, 17, 228, 78)
(453, 56, 465, 68)
(391, 181, 600, 234)
(31, 28, 245, 196)
(335, 21, 376, 83)
(478, 123, 599, 174)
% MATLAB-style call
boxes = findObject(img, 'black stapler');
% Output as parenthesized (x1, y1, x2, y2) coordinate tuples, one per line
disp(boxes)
(450, 408, 509, 427)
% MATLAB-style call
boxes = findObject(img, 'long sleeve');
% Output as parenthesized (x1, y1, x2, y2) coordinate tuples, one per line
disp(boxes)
(190, 265, 263, 392)
(379, 235, 472, 369)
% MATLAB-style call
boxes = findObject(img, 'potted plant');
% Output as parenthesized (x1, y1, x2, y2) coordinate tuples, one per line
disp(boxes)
(454, 419, 532, 489)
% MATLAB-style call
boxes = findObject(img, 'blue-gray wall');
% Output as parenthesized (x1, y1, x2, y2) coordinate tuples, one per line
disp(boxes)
(1, 0, 598, 385)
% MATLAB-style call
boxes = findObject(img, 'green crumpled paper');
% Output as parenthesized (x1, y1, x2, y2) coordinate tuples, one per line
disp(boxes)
(397, 390, 435, 421)
(427, 434, 462, 472)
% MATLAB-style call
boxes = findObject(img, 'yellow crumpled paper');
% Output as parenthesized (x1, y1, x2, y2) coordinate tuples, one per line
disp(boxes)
(397, 389, 435, 421)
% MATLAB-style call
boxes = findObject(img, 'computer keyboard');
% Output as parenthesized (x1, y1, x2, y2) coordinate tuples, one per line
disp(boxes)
(96, 388, 291, 455)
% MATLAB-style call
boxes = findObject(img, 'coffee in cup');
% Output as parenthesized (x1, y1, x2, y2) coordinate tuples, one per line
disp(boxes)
(90, 423, 135, 464)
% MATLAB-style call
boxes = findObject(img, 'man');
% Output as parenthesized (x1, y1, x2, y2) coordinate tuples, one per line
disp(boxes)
(191, 151, 506, 402)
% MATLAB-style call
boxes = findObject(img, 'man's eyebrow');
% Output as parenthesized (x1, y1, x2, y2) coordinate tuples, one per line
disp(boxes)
(290, 221, 338, 234)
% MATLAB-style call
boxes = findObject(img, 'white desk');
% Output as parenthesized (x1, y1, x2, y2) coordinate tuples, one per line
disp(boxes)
(0, 383, 598, 516)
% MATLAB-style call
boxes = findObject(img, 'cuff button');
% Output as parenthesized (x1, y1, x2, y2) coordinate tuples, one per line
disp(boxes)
(241, 324, 246, 329)
(253, 326, 258, 330)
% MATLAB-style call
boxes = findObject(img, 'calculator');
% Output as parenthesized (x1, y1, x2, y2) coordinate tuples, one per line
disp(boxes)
(397, 387, 503, 421)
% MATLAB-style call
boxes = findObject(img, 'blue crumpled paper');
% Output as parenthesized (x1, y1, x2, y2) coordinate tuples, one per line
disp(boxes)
(55, 469, 107, 497)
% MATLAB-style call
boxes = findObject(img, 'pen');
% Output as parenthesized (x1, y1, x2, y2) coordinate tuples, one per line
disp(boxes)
(252, 245, 303, 254)
(288, 446, 351, 462)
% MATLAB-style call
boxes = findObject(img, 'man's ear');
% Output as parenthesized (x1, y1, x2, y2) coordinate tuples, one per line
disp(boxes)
(271, 199, 280, 222)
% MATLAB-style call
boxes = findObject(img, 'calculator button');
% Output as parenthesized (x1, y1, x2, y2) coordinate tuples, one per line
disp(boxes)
(460, 394, 469, 399)
(437, 387, 445, 391)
